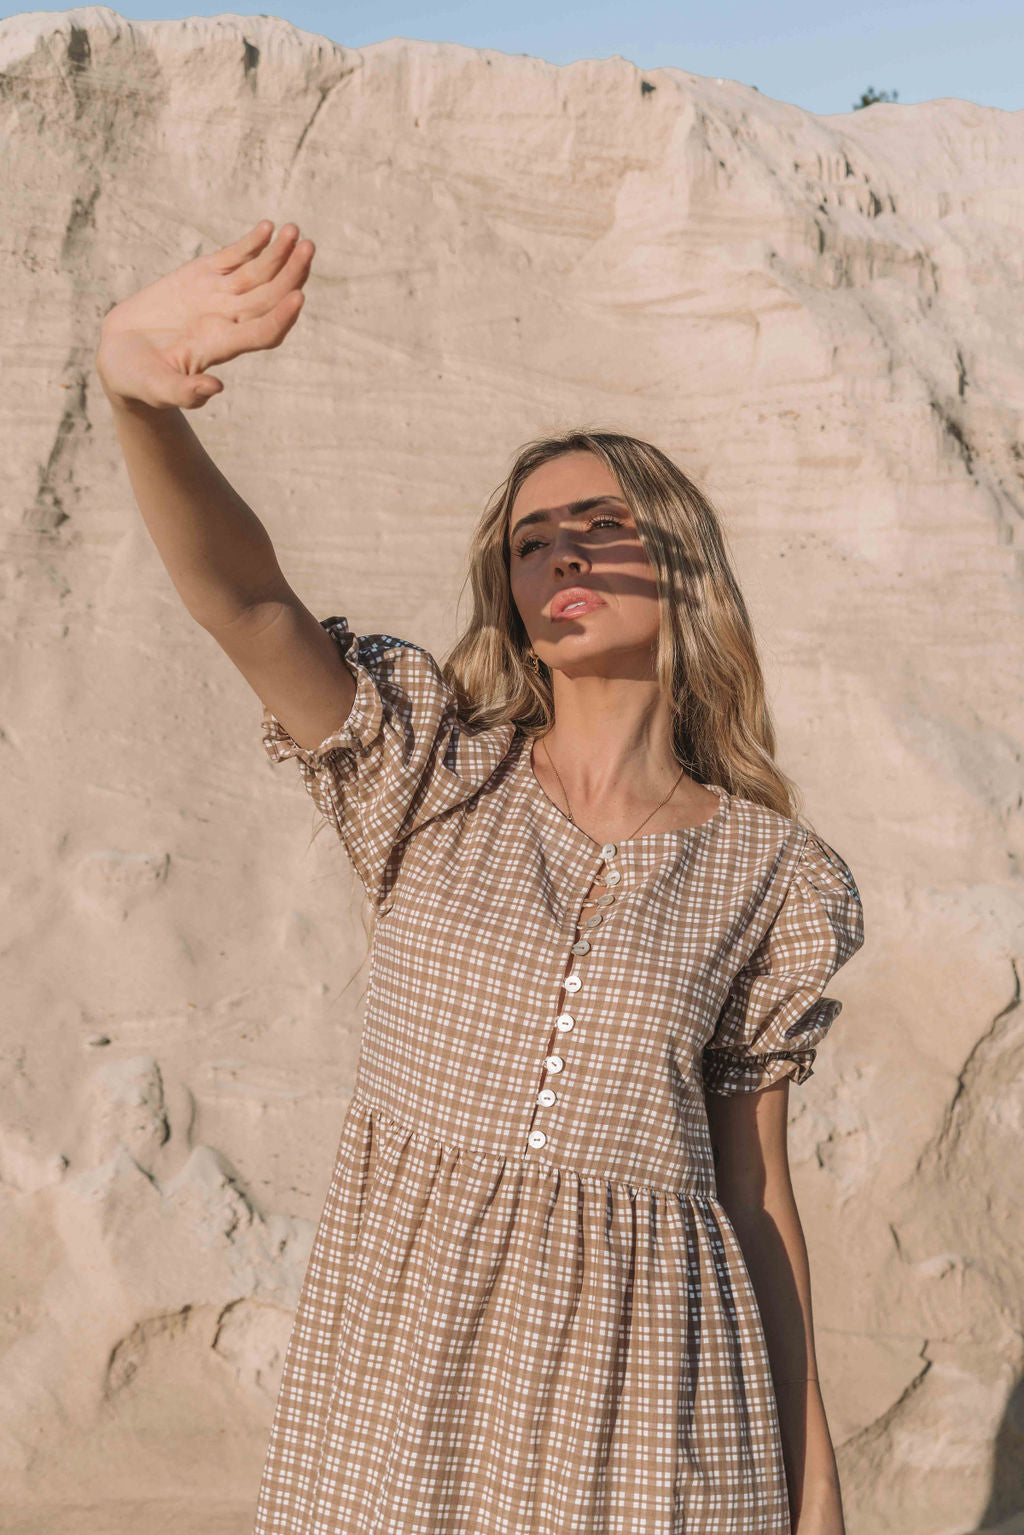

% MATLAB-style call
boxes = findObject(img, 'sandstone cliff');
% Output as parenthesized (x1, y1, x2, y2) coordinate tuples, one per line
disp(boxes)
(1, 8, 1022, 1532)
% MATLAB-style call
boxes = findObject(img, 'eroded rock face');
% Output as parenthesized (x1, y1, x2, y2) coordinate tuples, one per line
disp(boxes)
(1, 7, 1022, 1531)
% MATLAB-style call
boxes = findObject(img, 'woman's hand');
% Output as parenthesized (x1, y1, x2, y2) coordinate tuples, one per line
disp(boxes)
(95, 219, 315, 411)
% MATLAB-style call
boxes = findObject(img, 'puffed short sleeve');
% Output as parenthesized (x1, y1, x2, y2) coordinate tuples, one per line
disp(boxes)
(702, 828, 865, 1096)
(260, 616, 515, 909)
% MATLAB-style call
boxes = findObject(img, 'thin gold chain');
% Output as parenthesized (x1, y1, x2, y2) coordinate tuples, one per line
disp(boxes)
(539, 734, 688, 842)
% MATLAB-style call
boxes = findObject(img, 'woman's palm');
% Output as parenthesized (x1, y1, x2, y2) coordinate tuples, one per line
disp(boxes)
(97, 219, 315, 410)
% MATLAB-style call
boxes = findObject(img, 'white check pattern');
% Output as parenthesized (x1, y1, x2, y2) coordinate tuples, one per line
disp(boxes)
(252, 617, 865, 1534)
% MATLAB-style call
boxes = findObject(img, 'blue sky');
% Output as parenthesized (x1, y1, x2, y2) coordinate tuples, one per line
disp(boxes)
(12, 0, 1021, 114)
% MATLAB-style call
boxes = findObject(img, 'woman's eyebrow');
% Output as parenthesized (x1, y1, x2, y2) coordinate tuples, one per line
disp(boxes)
(509, 495, 628, 543)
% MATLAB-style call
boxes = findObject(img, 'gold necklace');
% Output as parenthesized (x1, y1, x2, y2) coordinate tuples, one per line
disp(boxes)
(539, 734, 688, 841)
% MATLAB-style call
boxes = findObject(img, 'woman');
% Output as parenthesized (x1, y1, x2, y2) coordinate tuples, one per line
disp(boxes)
(96, 220, 865, 1535)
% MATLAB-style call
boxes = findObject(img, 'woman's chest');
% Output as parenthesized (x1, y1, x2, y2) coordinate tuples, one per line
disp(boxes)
(371, 804, 746, 1033)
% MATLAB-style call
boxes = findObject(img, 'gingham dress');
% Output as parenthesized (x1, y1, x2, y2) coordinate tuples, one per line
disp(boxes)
(253, 616, 865, 1535)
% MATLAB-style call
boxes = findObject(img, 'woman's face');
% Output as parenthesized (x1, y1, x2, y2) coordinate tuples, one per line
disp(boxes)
(507, 451, 661, 674)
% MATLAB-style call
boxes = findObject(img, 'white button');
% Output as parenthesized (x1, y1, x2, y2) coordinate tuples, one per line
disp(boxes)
(583, 915, 602, 930)
(595, 892, 615, 906)
(601, 842, 618, 859)
(605, 870, 621, 886)
(528, 1129, 547, 1149)
(564, 974, 582, 993)
(555, 1013, 575, 1033)
(537, 1088, 556, 1107)
(572, 939, 591, 956)
(544, 1054, 564, 1073)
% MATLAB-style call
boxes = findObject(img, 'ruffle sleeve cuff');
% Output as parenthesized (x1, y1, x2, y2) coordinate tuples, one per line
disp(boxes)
(260, 617, 385, 765)
(702, 828, 864, 1097)
(258, 614, 517, 909)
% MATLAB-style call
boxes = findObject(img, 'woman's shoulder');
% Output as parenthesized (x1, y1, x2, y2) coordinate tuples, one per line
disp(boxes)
(720, 790, 858, 895)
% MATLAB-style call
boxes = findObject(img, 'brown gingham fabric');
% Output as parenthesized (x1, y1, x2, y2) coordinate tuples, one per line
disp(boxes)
(252, 616, 865, 1535)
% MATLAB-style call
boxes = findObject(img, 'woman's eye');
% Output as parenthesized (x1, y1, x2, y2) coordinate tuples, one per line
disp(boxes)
(514, 517, 623, 557)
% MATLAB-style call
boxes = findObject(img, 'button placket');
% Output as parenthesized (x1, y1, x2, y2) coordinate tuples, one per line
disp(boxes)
(527, 843, 622, 1154)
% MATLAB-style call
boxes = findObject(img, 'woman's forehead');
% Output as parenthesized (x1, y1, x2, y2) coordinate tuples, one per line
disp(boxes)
(510, 453, 625, 518)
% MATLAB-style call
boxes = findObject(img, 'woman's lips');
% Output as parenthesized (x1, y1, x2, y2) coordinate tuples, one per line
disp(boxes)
(551, 591, 606, 620)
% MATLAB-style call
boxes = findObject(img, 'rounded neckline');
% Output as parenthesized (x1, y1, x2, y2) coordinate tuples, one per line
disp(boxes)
(518, 734, 730, 853)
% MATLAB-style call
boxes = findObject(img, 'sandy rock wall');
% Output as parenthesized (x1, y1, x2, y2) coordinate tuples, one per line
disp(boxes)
(1, 8, 1022, 1532)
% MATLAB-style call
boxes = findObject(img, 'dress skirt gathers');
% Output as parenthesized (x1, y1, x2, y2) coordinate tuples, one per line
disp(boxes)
(251, 617, 865, 1535)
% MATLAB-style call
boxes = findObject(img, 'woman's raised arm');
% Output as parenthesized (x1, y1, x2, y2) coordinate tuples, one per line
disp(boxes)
(95, 219, 356, 752)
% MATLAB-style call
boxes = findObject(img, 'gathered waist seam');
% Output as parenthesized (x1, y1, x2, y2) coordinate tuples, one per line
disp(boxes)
(347, 1084, 717, 1202)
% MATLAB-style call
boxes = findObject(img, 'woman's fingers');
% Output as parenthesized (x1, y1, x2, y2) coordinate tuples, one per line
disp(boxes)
(193, 290, 306, 368)
(229, 224, 305, 295)
(232, 238, 315, 319)
(230, 291, 307, 359)
(211, 218, 278, 275)
(183, 373, 224, 409)
(116, 344, 225, 410)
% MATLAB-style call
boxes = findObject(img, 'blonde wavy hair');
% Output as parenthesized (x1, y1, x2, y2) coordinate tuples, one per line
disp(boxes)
(443, 427, 809, 826)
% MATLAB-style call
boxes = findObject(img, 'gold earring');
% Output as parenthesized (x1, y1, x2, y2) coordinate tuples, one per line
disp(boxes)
(526, 647, 540, 672)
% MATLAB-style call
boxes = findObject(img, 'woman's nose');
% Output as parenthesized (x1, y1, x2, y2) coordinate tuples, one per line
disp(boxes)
(551, 541, 588, 574)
